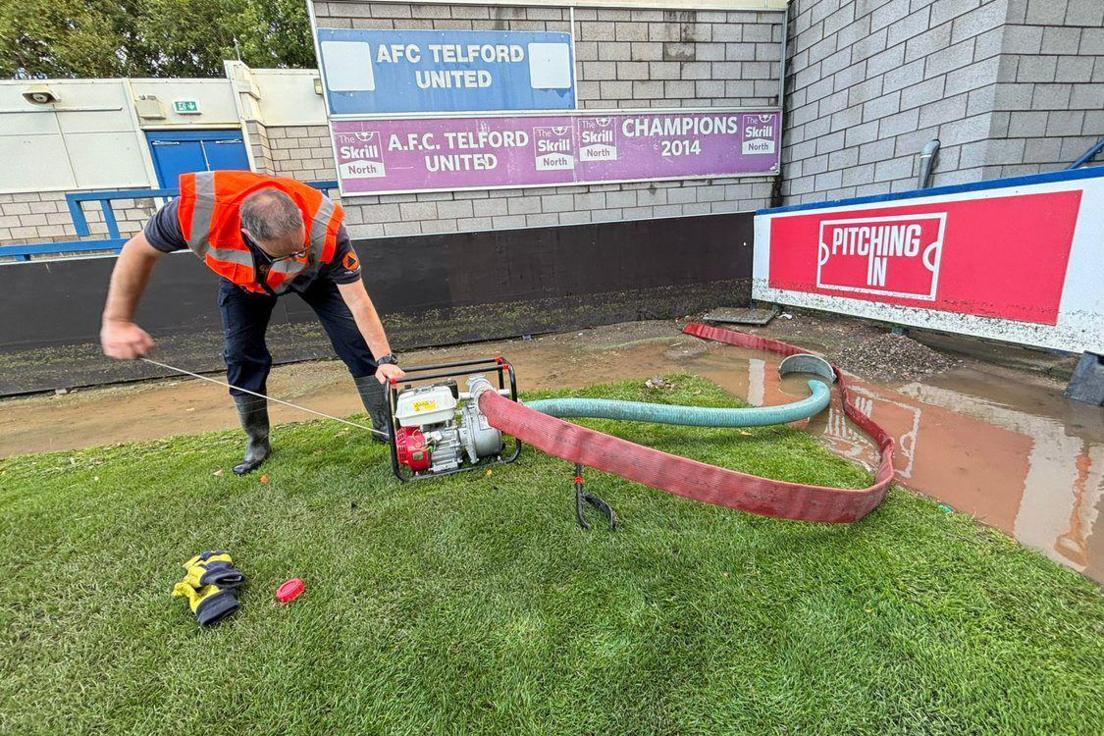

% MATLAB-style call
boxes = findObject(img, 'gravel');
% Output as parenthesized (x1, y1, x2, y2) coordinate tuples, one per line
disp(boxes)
(830, 333, 960, 383)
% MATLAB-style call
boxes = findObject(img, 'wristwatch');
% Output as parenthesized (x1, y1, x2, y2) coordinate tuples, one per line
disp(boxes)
(377, 353, 399, 366)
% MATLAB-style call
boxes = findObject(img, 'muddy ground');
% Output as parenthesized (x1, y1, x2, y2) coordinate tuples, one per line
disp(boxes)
(3, 311, 1101, 583)
(1, 320, 700, 458)
(0, 311, 1080, 458)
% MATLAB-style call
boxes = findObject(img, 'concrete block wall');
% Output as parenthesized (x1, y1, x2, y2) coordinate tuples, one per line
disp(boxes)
(0, 193, 78, 245)
(245, 121, 275, 175)
(338, 179, 774, 238)
(265, 124, 342, 182)
(0, 192, 159, 251)
(312, 1, 783, 239)
(781, 0, 1104, 205)
(984, 0, 1104, 177)
(782, 0, 1011, 203)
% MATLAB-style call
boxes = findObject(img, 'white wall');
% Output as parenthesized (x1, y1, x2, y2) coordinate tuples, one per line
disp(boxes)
(250, 70, 328, 126)
(0, 69, 328, 247)
(128, 78, 240, 127)
(0, 73, 320, 196)
(0, 81, 151, 193)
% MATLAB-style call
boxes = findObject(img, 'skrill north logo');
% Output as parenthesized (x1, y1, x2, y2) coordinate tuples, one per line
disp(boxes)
(741, 113, 776, 155)
(533, 126, 575, 171)
(335, 131, 386, 179)
(578, 117, 618, 162)
(817, 213, 947, 300)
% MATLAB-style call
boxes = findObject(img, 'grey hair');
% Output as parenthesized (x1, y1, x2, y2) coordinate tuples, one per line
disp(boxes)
(240, 189, 304, 243)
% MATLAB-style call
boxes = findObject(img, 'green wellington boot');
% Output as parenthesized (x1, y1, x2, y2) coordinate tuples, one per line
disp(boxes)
(354, 375, 391, 444)
(232, 395, 271, 475)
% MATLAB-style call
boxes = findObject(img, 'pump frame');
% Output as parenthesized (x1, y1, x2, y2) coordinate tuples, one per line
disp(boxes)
(386, 357, 522, 482)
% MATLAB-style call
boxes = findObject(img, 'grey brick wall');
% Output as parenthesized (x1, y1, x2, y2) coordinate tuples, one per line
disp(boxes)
(985, 0, 1104, 177)
(783, 0, 1011, 203)
(0, 192, 160, 255)
(782, 0, 1104, 205)
(339, 179, 774, 238)
(245, 121, 274, 175)
(312, 1, 783, 239)
(266, 124, 340, 182)
(0, 193, 79, 246)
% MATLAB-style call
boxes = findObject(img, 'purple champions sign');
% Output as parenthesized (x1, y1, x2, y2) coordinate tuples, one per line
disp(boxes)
(332, 110, 781, 195)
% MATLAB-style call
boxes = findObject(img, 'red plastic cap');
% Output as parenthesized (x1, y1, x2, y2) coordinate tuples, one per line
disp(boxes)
(276, 578, 306, 604)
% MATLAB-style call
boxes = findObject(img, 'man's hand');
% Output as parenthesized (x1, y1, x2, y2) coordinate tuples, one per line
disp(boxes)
(375, 363, 406, 385)
(101, 319, 155, 360)
(100, 233, 164, 360)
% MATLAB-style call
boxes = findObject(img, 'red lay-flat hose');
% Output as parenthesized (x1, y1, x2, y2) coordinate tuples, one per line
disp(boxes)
(478, 323, 895, 523)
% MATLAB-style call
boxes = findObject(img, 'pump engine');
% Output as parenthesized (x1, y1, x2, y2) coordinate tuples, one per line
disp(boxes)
(386, 358, 521, 481)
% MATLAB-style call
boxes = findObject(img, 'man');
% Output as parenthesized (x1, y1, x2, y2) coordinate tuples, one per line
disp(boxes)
(100, 170, 405, 475)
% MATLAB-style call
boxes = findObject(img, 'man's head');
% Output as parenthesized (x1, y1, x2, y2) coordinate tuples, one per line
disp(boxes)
(240, 188, 307, 259)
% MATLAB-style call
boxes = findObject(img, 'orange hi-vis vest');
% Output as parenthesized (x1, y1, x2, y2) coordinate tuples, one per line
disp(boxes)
(177, 171, 345, 295)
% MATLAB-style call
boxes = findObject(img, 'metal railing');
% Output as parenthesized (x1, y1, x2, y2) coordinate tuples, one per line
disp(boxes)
(1069, 139, 1104, 170)
(1, 180, 339, 262)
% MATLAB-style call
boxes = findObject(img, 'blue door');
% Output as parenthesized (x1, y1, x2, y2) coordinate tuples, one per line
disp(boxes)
(146, 130, 251, 188)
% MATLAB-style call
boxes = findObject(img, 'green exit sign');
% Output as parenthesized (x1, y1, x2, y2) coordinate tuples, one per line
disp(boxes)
(173, 99, 200, 114)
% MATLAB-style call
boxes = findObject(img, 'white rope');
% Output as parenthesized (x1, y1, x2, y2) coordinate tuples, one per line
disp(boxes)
(139, 357, 388, 437)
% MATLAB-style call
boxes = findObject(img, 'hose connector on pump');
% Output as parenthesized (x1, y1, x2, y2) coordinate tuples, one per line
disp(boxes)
(467, 374, 496, 404)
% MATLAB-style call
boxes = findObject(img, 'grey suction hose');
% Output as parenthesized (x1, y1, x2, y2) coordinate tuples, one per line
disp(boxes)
(525, 353, 836, 427)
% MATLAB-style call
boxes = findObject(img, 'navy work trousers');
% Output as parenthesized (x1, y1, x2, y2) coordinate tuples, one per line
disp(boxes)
(218, 278, 377, 396)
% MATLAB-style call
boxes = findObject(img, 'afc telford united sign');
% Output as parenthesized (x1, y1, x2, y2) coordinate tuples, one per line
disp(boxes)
(332, 111, 781, 194)
(317, 28, 576, 115)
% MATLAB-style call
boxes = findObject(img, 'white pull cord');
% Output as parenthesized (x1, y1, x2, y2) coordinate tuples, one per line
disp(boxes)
(139, 357, 388, 438)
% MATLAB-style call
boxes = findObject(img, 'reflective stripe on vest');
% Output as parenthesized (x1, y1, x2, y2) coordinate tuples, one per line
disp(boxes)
(311, 196, 339, 264)
(177, 171, 344, 295)
(190, 171, 218, 253)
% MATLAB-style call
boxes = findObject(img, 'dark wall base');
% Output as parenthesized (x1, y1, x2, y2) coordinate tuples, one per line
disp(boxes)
(0, 214, 752, 395)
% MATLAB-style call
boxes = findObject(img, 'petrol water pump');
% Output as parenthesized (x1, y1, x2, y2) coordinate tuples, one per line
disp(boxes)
(386, 357, 522, 481)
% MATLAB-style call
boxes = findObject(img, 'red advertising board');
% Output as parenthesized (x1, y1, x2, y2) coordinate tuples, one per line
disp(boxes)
(767, 191, 1082, 325)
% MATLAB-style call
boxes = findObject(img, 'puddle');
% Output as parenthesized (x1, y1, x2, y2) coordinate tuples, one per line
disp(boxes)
(695, 351, 1104, 585)
(2, 324, 1101, 584)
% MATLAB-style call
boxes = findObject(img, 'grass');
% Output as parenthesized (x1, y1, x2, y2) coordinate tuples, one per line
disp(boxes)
(1, 374, 1102, 736)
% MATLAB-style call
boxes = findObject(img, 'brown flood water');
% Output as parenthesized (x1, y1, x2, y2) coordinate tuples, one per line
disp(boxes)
(2, 324, 1101, 583)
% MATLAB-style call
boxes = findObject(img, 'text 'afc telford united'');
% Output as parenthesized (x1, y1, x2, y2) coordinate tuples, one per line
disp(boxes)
(374, 42, 526, 89)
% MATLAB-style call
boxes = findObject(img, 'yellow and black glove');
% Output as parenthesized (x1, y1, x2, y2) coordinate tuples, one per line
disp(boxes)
(172, 581, 240, 627)
(171, 551, 247, 627)
(181, 551, 246, 590)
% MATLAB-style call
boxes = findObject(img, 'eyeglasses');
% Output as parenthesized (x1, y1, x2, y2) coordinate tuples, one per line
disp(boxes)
(241, 229, 309, 263)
